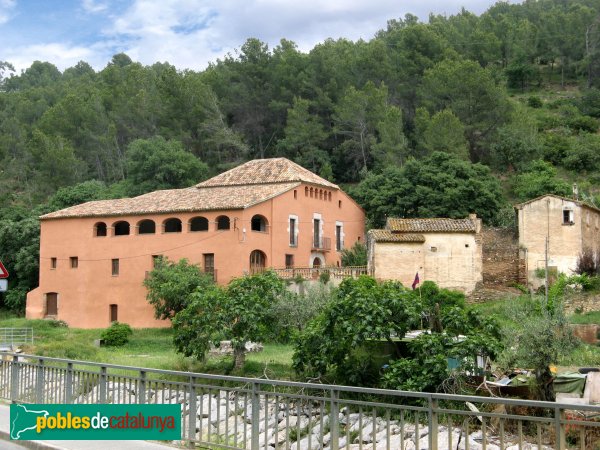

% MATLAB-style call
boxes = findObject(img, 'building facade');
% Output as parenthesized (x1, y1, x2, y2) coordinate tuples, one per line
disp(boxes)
(515, 194, 600, 287)
(367, 215, 483, 294)
(26, 158, 365, 328)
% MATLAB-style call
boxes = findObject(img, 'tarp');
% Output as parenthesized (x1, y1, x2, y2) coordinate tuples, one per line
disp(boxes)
(554, 371, 587, 396)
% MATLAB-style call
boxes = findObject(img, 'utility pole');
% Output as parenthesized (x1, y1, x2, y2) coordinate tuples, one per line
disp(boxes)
(545, 235, 549, 305)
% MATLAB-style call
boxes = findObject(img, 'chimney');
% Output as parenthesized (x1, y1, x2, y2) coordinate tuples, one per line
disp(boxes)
(573, 183, 579, 200)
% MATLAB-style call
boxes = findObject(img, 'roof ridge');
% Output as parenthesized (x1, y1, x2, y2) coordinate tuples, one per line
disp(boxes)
(196, 158, 338, 189)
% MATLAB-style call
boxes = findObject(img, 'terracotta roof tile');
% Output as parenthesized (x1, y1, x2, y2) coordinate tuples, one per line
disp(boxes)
(386, 217, 477, 233)
(368, 230, 426, 243)
(196, 158, 338, 189)
(514, 194, 600, 214)
(41, 183, 299, 220)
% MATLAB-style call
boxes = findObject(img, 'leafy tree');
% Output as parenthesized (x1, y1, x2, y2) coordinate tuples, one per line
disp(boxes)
(278, 97, 330, 173)
(419, 58, 512, 160)
(490, 106, 542, 171)
(294, 277, 501, 389)
(125, 137, 209, 196)
(340, 242, 368, 267)
(414, 108, 469, 160)
(352, 152, 503, 227)
(499, 296, 578, 401)
(511, 160, 571, 201)
(144, 258, 215, 320)
(173, 271, 286, 369)
(293, 277, 420, 381)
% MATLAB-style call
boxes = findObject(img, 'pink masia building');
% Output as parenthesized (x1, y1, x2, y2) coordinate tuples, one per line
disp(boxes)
(26, 158, 365, 328)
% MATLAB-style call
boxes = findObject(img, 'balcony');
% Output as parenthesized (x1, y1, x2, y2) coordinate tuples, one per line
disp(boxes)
(312, 236, 331, 252)
(272, 266, 370, 280)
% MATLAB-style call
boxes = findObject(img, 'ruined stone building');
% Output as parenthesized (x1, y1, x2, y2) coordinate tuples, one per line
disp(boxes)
(367, 215, 483, 294)
(516, 194, 600, 287)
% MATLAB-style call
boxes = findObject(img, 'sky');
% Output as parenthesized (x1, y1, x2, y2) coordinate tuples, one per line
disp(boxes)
(0, 0, 519, 73)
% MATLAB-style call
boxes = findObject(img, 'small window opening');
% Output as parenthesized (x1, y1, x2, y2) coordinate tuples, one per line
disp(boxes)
(294, 190, 297, 199)
(338, 200, 342, 208)
(430, 246, 438, 252)
(70, 257, 78, 269)
(95, 222, 107, 237)
(51, 258, 57, 269)
(164, 218, 182, 233)
(563, 209, 574, 225)
(138, 219, 156, 234)
(112, 259, 120, 276)
(285, 254, 294, 268)
(216, 216, 230, 230)
(251, 215, 268, 232)
(113, 221, 130, 236)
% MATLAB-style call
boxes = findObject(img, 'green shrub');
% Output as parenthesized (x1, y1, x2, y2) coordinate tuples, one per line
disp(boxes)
(100, 322, 133, 347)
(527, 96, 543, 108)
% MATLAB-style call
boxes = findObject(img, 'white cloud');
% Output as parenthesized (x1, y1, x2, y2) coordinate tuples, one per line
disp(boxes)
(6, 0, 523, 72)
(0, 0, 16, 25)
(82, 0, 108, 14)
(6, 43, 103, 73)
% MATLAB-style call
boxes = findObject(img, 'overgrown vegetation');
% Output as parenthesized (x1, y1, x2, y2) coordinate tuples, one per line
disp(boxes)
(293, 277, 502, 391)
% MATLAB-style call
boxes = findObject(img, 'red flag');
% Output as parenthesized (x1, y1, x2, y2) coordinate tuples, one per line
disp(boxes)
(411, 272, 420, 290)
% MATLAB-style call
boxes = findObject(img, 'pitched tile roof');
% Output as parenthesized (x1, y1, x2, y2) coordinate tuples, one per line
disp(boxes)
(368, 229, 426, 243)
(386, 217, 477, 233)
(514, 194, 600, 214)
(41, 183, 299, 220)
(196, 158, 338, 189)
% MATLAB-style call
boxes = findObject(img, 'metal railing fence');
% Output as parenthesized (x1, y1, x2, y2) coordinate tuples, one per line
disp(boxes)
(1, 353, 600, 449)
(0, 328, 33, 348)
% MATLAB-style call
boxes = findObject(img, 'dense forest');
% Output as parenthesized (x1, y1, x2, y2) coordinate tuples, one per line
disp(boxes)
(3, 0, 600, 310)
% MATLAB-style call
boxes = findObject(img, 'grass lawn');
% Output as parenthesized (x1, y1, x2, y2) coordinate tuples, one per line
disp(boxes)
(0, 314, 296, 380)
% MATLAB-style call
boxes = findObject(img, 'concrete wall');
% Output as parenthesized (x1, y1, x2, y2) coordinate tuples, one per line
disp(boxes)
(26, 183, 365, 328)
(517, 196, 600, 287)
(372, 231, 482, 294)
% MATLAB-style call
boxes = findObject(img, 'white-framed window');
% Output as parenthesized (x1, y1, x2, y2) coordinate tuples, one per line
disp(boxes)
(335, 221, 344, 251)
(563, 209, 574, 225)
(289, 215, 299, 247)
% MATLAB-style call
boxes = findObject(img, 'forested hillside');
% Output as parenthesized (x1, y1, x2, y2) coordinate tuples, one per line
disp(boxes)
(3, 0, 600, 310)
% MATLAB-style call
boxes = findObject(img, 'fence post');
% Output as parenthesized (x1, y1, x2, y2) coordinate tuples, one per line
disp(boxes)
(10, 354, 19, 402)
(555, 406, 566, 450)
(187, 376, 197, 446)
(251, 382, 260, 450)
(330, 389, 340, 450)
(138, 370, 146, 404)
(35, 358, 45, 403)
(99, 366, 107, 403)
(429, 397, 438, 450)
(65, 362, 73, 404)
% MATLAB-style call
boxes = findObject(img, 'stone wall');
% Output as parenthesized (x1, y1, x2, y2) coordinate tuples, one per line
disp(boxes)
(481, 227, 519, 287)
(563, 292, 600, 315)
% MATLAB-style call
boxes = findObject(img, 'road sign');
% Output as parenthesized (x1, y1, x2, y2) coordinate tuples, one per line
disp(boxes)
(0, 260, 8, 279)
(0, 279, 6, 292)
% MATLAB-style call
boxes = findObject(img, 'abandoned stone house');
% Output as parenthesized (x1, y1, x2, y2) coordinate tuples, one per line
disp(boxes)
(515, 194, 600, 287)
(367, 215, 484, 294)
(26, 158, 365, 329)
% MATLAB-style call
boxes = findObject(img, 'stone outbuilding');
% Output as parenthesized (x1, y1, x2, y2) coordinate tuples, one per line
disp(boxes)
(368, 215, 483, 294)
(515, 194, 600, 287)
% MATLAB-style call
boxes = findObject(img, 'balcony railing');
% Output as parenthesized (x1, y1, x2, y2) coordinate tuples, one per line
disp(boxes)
(272, 265, 369, 280)
(312, 236, 331, 251)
